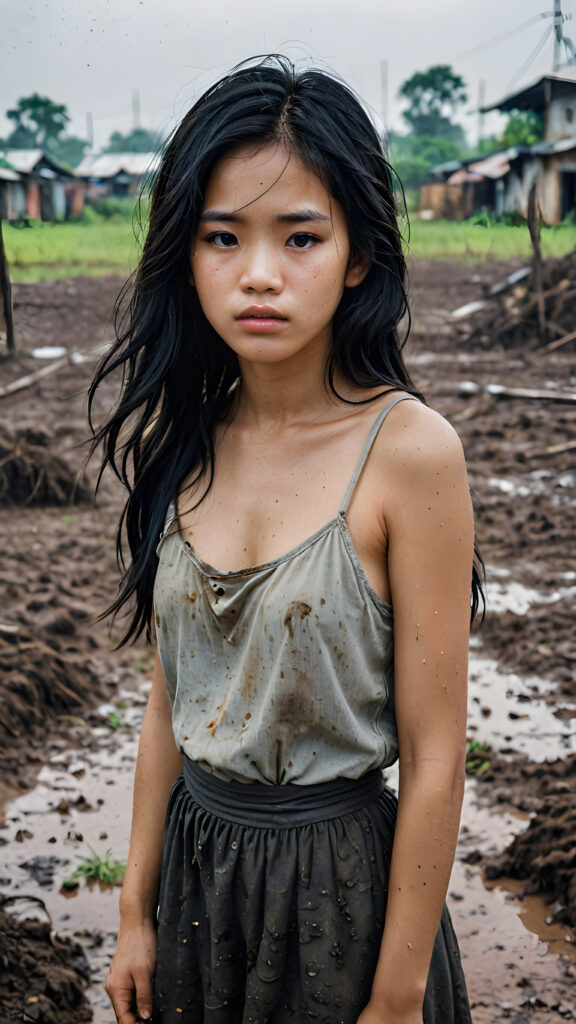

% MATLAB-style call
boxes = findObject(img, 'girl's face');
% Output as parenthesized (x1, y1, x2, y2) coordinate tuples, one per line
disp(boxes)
(190, 143, 368, 369)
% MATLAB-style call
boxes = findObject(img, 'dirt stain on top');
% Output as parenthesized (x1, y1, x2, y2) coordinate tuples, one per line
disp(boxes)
(283, 601, 312, 639)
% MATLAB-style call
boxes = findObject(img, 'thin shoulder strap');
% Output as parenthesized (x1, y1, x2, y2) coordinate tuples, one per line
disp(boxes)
(156, 498, 177, 550)
(340, 394, 417, 515)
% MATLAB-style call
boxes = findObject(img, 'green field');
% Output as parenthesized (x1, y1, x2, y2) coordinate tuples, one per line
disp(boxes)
(3, 218, 142, 282)
(3, 213, 576, 282)
(407, 218, 576, 261)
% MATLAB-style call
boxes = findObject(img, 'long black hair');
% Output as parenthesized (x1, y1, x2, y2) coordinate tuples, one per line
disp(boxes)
(88, 54, 484, 644)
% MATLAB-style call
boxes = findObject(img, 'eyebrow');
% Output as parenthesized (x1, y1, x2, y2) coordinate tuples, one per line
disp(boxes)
(199, 207, 331, 224)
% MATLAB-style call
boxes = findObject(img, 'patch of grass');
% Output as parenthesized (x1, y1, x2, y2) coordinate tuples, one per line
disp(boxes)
(70, 846, 126, 886)
(107, 711, 126, 729)
(3, 217, 142, 282)
(406, 218, 576, 262)
(465, 739, 492, 776)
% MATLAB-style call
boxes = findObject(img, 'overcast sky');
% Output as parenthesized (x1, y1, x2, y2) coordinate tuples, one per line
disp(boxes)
(1, 0, 576, 151)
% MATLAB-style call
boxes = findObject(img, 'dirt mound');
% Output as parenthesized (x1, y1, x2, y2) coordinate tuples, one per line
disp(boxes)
(485, 796, 576, 927)
(0, 428, 89, 506)
(476, 754, 576, 927)
(0, 620, 107, 754)
(0, 900, 92, 1023)
(464, 249, 576, 350)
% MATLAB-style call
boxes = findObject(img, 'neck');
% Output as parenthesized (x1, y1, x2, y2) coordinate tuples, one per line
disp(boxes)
(234, 343, 348, 429)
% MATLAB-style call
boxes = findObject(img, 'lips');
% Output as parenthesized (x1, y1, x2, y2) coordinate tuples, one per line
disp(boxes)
(236, 305, 287, 321)
(235, 305, 288, 332)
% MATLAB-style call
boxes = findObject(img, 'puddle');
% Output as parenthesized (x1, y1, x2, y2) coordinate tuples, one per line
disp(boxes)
(484, 577, 576, 616)
(467, 650, 576, 761)
(487, 472, 554, 498)
(451, 787, 576, 1021)
(0, 688, 148, 1023)
(1, 670, 575, 1022)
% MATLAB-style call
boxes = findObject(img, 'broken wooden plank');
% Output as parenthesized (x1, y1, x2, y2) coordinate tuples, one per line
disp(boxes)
(0, 357, 69, 399)
(527, 184, 547, 345)
(531, 440, 576, 457)
(0, 218, 14, 355)
(541, 328, 576, 353)
(435, 380, 576, 403)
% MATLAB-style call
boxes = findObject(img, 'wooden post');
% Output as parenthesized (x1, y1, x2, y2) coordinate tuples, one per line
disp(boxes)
(527, 183, 547, 346)
(0, 217, 15, 356)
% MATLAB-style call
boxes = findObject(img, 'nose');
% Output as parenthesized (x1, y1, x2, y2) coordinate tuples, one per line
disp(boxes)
(238, 242, 282, 293)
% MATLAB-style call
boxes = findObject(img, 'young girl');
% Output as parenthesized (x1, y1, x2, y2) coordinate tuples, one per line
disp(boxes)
(90, 55, 482, 1024)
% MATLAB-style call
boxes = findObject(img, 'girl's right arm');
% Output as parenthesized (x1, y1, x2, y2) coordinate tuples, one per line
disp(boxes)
(106, 651, 183, 1024)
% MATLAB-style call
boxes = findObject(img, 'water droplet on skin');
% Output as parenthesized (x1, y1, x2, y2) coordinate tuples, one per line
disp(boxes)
(305, 962, 318, 977)
(231, 841, 237, 849)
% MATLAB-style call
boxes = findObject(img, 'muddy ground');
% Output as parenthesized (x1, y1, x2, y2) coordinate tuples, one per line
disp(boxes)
(0, 263, 575, 1022)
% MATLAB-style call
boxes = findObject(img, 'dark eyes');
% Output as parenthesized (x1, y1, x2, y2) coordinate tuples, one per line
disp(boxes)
(287, 233, 316, 249)
(206, 231, 318, 249)
(209, 232, 237, 248)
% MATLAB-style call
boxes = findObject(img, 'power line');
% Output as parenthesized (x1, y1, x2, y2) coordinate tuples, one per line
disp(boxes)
(456, 14, 549, 61)
(508, 22, 555, 88)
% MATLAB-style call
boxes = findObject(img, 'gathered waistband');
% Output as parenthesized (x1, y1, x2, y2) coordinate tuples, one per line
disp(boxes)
(182, 757, 389, 829)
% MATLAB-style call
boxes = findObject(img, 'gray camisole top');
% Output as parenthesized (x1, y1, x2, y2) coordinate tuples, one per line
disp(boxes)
(154, 394, 413, 786)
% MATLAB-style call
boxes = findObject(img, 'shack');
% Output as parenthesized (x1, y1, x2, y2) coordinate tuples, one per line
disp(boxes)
(75, 153, 160, 199)
(0, 150, 83, 221)
(481, 71, 576, 223)
(419, 70, 576, 223)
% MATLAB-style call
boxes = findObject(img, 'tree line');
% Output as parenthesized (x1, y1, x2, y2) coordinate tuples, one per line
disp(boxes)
(0, 93, 160, 168)
(390, 64, 543, 192)
(1, 68, 542, 181)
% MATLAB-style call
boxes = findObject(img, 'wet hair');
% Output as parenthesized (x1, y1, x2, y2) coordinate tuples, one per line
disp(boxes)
(88, 54, 484, 643)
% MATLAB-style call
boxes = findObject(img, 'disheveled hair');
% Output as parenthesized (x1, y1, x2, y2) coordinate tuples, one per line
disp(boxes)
(88, 54, 484, 644)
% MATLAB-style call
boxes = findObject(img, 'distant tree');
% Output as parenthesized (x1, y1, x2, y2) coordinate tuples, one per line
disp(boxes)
(104, 127, 160, 153)
(389, 132, 465, 189)
(467, 135, 501, 158)
(48, 135, 91, 168)
(5, 93, 70, 147)
(499, 110, 544, 149)
(399, 65, 468, 142)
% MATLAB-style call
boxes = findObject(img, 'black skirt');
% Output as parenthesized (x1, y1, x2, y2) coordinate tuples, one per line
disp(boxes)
(152, 759, 472, 1024)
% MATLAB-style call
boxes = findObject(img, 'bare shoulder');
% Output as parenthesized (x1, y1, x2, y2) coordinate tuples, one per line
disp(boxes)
(378, 397, 466, 476)
(379, 391, 463, 456)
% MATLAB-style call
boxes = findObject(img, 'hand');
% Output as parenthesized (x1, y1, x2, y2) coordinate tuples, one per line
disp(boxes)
(355, 1000, 423, 1024)
(105, 919, 157, 1024)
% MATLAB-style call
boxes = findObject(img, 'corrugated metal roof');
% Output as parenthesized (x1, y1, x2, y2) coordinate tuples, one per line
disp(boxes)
(0, 167, 20, 182)
(447, 168, 484, 184)
(0, 149, 74, 177)
(1, 149, 44, 173)
(468, 153, 513, 179)
(530, 134, 576, 156)
(481, 71, 576, 115)
(75, 152, 160, 178)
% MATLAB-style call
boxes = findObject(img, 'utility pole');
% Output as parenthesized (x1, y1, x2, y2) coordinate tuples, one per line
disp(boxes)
(477, 78, 486, 150)
(86, 111, 94, 149)
(553, 0, 563, 71)
(132, 87, 141, 130)
(380, 60, 389, 147)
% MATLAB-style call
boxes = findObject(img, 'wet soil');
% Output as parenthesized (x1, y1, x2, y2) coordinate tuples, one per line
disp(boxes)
(0, 901, 92, 1023)
(0, 263, 575, 1022)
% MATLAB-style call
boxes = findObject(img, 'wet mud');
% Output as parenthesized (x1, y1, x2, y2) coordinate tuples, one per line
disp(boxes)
(0, 264, 575, 1021)
(0, 901, 92, 1023)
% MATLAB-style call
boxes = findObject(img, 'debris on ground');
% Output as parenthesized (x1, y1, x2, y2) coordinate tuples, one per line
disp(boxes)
(454, 248, 576, 351)
(0, 428, 89, 507)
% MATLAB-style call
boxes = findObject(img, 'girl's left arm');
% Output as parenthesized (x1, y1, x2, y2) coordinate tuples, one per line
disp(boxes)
(358, 407, 475, 1024)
